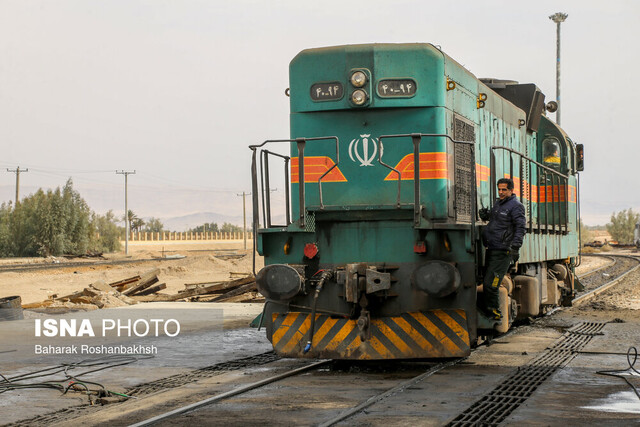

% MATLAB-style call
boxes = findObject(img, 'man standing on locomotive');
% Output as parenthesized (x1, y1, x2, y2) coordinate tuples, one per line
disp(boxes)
(479, 178, 527, 320)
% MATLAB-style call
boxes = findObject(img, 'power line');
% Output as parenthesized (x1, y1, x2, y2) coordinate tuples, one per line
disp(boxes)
(116, 170, 136, 256)
(136, 171, 245, 193)
(236, 192, 251, 250)
(0, 162, 113, 174)
(6, 167, 29, 206)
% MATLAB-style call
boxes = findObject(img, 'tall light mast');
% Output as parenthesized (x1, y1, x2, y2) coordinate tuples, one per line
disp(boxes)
(549, 12, 568, 126)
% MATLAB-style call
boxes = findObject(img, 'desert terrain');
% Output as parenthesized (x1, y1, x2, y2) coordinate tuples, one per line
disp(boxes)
(0, 240, 264, 306)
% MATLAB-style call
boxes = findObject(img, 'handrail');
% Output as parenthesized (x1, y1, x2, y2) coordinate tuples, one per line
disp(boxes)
(490, 146, 569, 179)
(250, 136, 339, 228)
(490, 145, 569, 234)
(261, 150, 291, 227)
(377, 133, 475, 227)
(250, 140, 291, 239)
(262, 150, 291, 226)
(252, 134, 478, 235)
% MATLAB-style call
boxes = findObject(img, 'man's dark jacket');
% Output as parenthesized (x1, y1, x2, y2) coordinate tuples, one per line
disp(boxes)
(482, 194, 526, 250)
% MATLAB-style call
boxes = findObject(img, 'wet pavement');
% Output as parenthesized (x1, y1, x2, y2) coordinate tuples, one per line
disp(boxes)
(507, 321, 640, 425)
(3, 302, 640, 425)
(0, 302, 269, 425)
(140, 316, 640, 426)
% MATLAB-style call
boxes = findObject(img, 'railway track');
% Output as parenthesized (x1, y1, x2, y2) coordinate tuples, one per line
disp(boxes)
(125, 325, 614, 427)
(10, 254, 640, 426)
(8, 352, 283, 427)
(575, 254, 640, 302)
(0, 250, 245, 273)
(121, 255, 640, 426)
(0, 258, 163, 273)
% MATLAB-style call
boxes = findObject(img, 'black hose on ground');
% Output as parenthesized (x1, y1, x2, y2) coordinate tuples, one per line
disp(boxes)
(596, 346, 640, 400)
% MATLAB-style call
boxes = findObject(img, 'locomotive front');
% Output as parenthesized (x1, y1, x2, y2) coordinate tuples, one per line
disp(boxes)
(250, 44, 477, 360)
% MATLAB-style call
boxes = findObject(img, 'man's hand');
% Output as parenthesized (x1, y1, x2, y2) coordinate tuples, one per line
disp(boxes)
(509, 247, 520, 264)
(479, 208, 490, 221)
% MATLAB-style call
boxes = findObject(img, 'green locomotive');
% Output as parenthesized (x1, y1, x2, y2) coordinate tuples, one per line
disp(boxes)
(250, 43, 583, 359)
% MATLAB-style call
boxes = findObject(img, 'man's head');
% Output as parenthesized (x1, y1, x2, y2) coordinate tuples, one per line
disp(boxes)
(497, 178, 514, 200)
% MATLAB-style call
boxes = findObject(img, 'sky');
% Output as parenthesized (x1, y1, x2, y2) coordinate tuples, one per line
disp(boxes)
(0, 0, 638, 226)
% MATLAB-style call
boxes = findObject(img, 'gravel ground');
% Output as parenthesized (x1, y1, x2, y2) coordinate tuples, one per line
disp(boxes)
(576, 254, 614, 276)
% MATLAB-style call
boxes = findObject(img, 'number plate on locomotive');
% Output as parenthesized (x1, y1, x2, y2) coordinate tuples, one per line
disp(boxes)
(377, 79, 417, 97)
(310, 82, 344, 101)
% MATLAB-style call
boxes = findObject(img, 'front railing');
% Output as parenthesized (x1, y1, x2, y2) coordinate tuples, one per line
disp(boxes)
(376, 133, 476, 227)
(250, 133, 476, 237)
(250, 136, 339, 230)
(490, 146, 570, 234)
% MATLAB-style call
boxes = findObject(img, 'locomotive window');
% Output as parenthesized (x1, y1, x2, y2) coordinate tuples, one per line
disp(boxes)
(568, 141, 575, 173)
(542, 137, 561, 167)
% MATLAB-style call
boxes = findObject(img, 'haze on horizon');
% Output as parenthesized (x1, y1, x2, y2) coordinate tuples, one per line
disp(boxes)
(1, 1, 638, 226)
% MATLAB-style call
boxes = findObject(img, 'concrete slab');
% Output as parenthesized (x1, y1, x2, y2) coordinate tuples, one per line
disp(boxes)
(506, 322, 640, 425)
(344, 325, 564, 426)
(0, 302, 270, 425)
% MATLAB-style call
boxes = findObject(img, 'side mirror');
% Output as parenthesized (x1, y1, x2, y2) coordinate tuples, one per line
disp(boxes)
(576, 144, 584, 171)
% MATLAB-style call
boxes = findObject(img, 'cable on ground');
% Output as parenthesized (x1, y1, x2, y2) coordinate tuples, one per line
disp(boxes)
(0, 353, 153, 403)
(596, 346, 640, 400)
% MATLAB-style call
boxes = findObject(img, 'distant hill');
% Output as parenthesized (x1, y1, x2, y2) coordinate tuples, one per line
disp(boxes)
(157, 211, 287, 231)
(158, 212, 246, 232)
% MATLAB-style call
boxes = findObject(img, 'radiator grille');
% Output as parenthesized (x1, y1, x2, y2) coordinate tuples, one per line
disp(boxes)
(304, 210, 316, 232)
(454, 118, 476, 222)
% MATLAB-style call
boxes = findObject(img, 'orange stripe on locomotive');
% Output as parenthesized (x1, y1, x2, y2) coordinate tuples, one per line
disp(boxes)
(291, 156, 347, 183)
(384, 152, 448, 180)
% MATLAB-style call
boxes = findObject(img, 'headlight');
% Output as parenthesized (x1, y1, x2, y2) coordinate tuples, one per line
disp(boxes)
(351, 89, 367, 106)
(256, 264, 303, 301)
(412, 261, 461, 298)
(350, 71, 367, 88)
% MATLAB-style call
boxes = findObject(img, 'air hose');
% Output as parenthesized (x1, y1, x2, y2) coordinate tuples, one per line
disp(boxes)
(303, 270, 332, 354)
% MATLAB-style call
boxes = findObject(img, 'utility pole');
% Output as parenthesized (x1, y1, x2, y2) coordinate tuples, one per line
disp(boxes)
(116, 170, 136, 255)
(237, 192, 251, 250)
(6, 167, 28, 206)
(549, 12, 568, 126)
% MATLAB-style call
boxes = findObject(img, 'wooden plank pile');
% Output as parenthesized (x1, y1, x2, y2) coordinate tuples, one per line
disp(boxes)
(22, 269, 165, 310)
(132, 275, 262, 303)
(21, 269, 262, 310)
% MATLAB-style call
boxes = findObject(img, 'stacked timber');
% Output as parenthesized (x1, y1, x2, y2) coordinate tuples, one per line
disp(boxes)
(22, 269, 165, 310)
(131, 275, 262, 303)
(110, 269, 167, 297)
(21, 270, 262, 310)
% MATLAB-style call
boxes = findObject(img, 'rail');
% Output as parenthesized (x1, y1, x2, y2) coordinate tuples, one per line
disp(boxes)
(129, 360, 331, 426)
(573, 254, 640, 304)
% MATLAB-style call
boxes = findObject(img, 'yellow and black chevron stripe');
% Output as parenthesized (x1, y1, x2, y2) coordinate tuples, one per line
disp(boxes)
(271, 309, 470, 359)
